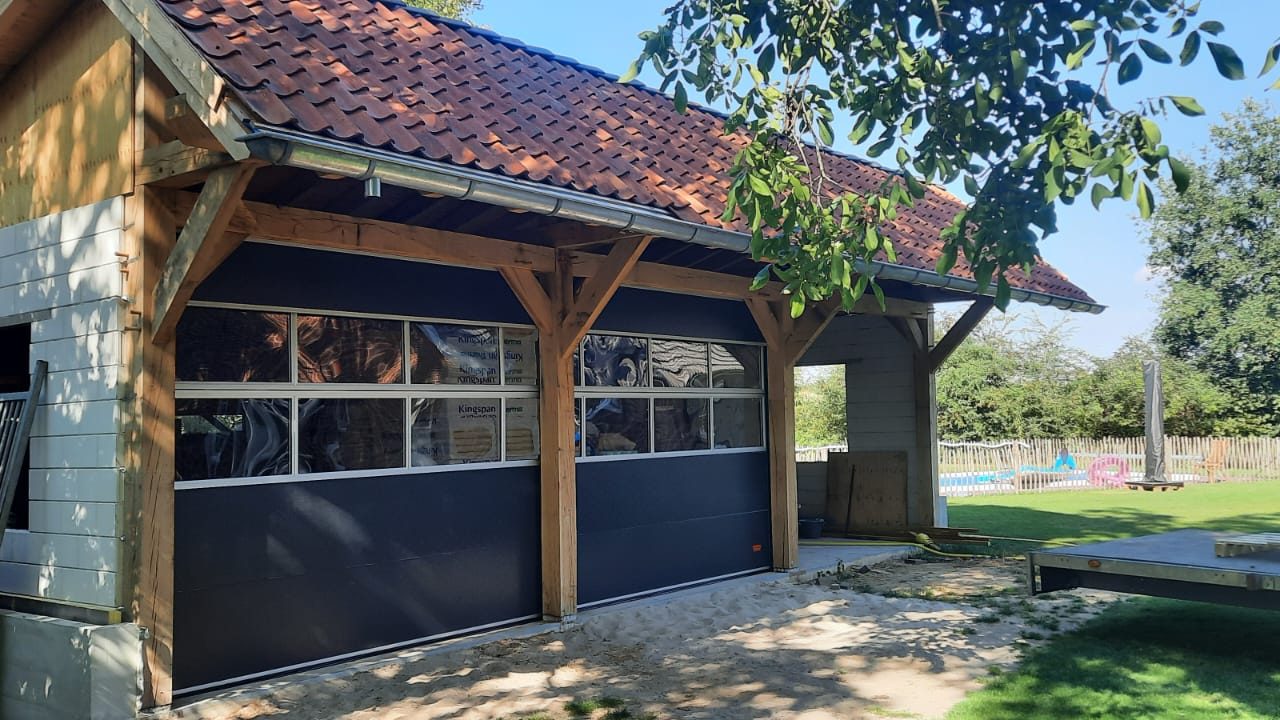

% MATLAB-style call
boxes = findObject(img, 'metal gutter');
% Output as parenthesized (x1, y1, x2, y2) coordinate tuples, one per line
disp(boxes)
(239, 125, 1106, 314)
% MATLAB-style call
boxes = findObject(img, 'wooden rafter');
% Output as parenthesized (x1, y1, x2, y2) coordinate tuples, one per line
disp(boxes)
(151, 164, 256, 341)
(102, 0, 251, 160)
(929, 297, 994, 372)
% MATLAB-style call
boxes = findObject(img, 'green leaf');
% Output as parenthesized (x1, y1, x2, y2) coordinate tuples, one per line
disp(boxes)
(936, 246, 957, 277)
(963, 175, 980, 197)
(673, 81, 689, 113)
(1180, 31, 1201, 66)
(1140, 117, 1162, 146)
(852, 274, 869, 302)
(1198, 20, 1225, 35)
(864, 224, 879, 251)
(1207, 42, 1245, 80)
(995, 276, 1011, 309)
(618, 60, 641, 84)
(867, 137, 894, 157)
(1138, 39, 1172, 64)
(1168, 156, 1191, 192)
(1118, 52, 1143, 84)
(870, 280, 886, 310)
(758, 44, 776, 75)
(1262, 44, 1280, 77)
(748, 174, 772, 196)
(1090, 182, 1111, 209)
(1168, 96, 1205, 116)
(1136, 181, 1154, 218)
(749, 265, 771, 291)
(1010, 49, 1028, 86)
(816, 118, 834, 146)
(1069, 19, 1099, 32)
(789, 291, 806, 319)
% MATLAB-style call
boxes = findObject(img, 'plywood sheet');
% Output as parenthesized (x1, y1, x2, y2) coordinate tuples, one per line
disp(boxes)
(0, 2, 133, 226)
(824, 452, 854, 534)
(849, 451, 909, 531)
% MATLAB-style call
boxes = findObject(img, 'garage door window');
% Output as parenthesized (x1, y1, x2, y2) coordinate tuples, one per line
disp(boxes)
(175, 304, 539, 488)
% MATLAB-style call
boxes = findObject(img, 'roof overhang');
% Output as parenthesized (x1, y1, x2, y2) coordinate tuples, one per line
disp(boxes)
(242, 124, 1106, 315)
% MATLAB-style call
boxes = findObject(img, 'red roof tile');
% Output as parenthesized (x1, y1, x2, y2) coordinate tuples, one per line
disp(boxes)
(155, 0, 1096, 304)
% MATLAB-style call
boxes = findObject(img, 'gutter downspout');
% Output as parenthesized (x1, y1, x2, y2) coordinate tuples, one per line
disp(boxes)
(240, 125, 1106, 315)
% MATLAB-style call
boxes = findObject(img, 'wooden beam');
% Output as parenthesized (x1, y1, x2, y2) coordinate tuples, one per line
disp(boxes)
(151, 165, 256, 342)
(497, 267, 553, 331)
(102, 0, 251, 160)
(748, 299, 798, 571)
(138, 140, 233, 187)
(561, 236, 651, 350)
(929, 297, 994, 372)
(170, 194, 936, 317)
(163, 94, 223, 151)
(910, 311, 938, 528)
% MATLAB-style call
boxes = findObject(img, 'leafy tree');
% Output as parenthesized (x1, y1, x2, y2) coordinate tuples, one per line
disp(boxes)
(1146, 100, 1280, 435)
(1074, 338, 1242, 437)
(794, 366, 847, 446)
(401, 0, 482, 20)
(626, 1, 1244, 317)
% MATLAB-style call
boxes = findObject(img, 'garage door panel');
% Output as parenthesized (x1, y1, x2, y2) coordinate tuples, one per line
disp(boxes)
(174, 467, 540, 692)
(176, 468, 539, 592)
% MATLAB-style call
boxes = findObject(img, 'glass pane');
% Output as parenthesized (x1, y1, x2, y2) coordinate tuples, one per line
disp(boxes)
(298, 398, 405, 473)
(503, 328, 539, 386)
(175, 398, 291, 480)
(410, 323, 499, 385)
(582, 335, 648, 387)
(654, 397, 709, 452)
(652, 340, 709, 388)
(711, 343, 763, 389)
(411, 398, 501, 465)
(297, 315, 404, 384)
(176, 308, 289, 382)
(505, 398, 539, 460)
(583, 397, 649, 456)
(713, 397, 764, 449)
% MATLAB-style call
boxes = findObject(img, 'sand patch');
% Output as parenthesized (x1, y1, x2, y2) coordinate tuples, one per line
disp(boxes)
(169, 557, 1118, 720)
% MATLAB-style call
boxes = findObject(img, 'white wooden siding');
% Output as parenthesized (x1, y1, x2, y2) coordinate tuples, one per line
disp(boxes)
(0, 197, 125, 607)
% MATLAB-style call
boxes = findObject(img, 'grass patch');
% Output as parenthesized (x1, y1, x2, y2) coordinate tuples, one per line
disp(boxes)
(948, 481, 1280, 555)
(948, 599, 1280, 719)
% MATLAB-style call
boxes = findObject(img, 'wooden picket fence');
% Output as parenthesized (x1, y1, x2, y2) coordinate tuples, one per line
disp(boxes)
(796, 437, 1280, 497)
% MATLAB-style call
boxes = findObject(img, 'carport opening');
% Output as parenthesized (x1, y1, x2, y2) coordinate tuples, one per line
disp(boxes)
(1, 323, 31, 530)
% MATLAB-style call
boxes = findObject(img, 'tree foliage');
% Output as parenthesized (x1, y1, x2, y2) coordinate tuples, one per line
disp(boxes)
(627, 1, 1245, 317)
(795, 365, 847, 446)
(1146, 100, 1280, 434)
(400, 0, 482, 20)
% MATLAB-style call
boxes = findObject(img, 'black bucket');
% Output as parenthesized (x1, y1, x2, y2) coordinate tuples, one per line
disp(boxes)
(798, 517, 825, 539)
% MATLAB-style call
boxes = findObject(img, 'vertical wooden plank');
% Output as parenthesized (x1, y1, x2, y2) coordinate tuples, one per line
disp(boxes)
(121, 52, 178, 710)
(909, 312, 937, 527)
(537, 318, 577, 620)
(765, 343, 798, 569)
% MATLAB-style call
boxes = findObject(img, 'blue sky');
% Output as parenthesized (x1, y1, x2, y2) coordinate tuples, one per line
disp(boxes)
(472, 2, 1278, 355)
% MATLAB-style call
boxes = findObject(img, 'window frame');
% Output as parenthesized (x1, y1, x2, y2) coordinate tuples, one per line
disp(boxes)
(175, 301, 539, 490)
(575, 329, 767, 463)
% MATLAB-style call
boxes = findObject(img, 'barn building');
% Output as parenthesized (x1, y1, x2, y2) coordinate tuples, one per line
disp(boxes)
(0, 0, 1101, 716)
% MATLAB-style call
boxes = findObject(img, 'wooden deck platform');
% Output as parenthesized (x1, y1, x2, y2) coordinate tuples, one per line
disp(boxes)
(1029, 529, 1280, 611)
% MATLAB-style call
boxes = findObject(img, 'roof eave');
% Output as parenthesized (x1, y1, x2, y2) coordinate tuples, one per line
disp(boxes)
(241, 125, 1105, 315)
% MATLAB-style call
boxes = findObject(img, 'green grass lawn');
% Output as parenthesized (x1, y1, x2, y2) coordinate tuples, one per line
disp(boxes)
(945, 482, 1280, 719)
(948, 481, 1280, 554)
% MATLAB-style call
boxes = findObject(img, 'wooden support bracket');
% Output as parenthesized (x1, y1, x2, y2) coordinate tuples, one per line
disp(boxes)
(151, 164, 256, 342)
(929, 297, 994, 372)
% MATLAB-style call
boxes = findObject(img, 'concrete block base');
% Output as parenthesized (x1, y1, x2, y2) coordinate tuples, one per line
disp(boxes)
(1, 609, 142, 720)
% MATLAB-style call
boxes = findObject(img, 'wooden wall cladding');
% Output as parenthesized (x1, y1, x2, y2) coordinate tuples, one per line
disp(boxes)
(0, 2, 133, 227)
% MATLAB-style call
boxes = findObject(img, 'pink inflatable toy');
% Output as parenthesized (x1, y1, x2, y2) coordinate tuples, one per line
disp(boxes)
(1088, 455, 1129, 488)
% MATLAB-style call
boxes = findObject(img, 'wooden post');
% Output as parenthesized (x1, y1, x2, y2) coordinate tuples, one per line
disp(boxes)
(500, 237, 650, 620)
(910, 311, 938, 527)
(747, 297, 841, 571)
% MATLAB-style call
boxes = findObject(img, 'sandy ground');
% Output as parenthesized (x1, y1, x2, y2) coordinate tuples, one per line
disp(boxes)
(175, 557, 1118, 720)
